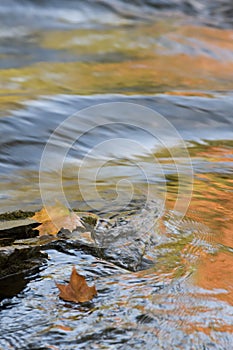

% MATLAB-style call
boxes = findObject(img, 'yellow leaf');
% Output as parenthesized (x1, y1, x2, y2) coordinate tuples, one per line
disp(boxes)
(32, 202, 84, 236)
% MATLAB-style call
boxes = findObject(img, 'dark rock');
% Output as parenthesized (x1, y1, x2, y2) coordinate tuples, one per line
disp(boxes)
(0, 215, 45, 280)
(0, 245, 47, 280)
(0, 221, 39, 246)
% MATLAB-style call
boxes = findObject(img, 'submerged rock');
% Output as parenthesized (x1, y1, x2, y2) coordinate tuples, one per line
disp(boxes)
(92, 200, 160, 271)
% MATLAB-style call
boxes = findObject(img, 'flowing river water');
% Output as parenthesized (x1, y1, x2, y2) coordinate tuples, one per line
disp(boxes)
(0, 1, 233, 349)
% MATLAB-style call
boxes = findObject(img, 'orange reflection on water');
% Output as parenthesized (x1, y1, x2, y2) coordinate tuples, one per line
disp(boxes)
(185, 320, 233, 337)
(187, 145, 233, 305)
(195, 251, 233, 305)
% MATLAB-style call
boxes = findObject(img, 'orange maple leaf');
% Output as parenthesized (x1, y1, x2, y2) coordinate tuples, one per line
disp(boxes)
(56, 266, 97, 303)
(32, 202, 84, 236)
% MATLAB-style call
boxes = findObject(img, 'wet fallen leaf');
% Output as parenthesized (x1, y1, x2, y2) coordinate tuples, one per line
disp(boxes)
(32, 202, 84, 236)
(56, 266, 97, 303)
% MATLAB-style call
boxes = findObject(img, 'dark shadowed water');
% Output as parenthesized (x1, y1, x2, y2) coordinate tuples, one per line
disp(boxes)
(0, 1, 233, 349)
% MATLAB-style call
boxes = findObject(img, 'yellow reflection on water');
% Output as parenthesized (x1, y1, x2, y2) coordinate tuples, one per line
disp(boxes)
(1, 20, 233, 116)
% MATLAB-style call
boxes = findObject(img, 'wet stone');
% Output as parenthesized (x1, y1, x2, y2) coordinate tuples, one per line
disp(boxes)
(0, 245, 48, 280)
(0, 215, 46, 279)
(91, 201, 160, 271)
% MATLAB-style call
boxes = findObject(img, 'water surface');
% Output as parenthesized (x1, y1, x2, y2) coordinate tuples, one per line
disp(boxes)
(0, 1, 233, 349)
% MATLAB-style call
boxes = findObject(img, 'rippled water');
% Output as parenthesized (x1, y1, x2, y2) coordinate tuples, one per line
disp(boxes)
(0, 1, 233, 349)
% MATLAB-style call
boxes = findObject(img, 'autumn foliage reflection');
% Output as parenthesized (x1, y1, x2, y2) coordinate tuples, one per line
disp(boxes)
(187, 143, 233, 305)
